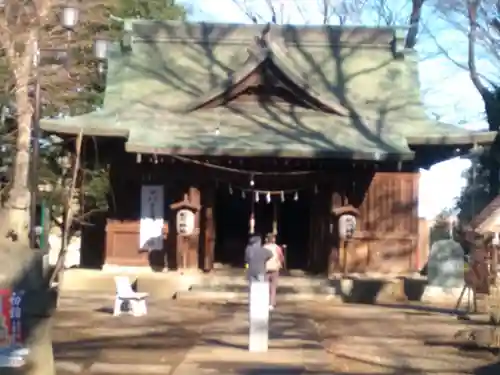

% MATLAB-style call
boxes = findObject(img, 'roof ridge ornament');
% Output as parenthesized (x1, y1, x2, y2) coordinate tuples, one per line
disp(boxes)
(391, 28, 407, 58)
(254, 23, 272, 49)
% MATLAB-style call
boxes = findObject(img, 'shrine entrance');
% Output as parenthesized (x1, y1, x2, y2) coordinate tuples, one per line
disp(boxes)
(276, 194, 310, 270)
(213, 186, 311, 270)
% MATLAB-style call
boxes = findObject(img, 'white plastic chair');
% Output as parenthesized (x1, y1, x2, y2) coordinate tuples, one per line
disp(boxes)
(113, 276, 148, 317)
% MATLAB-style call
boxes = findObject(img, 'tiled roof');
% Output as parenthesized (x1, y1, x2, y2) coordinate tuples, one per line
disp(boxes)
(471, 195, 500, 233)
(40, 21, 497, 158)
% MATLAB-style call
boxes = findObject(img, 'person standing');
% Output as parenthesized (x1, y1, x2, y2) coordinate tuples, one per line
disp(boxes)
(264, 233, 284, 311)
(245, 234, 273, 282)
(245, 234, 272, 352)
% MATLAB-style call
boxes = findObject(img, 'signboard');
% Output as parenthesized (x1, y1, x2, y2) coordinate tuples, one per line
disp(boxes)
(0, 290, 27, 368)
(0, 290, 24, 347)
(10, 291, 23, 345)
(0, 290, 10, 347)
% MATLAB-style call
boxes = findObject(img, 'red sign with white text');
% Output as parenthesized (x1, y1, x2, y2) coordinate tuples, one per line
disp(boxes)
(0, 290, 11, 347)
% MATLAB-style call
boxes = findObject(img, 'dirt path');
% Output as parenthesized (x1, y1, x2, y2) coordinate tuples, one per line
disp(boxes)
(304, 301, 500, 374)
(53, 294, 224, 374)
(52, 294, 500, 375)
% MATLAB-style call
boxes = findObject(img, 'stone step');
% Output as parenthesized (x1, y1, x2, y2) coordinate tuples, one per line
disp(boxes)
(60, 269, 118, 293)
(199, 274, 330, 288)
(59, 269, 335, 300)
(59, 269, 206, 298)
(190, 283, 335, 296)
(174, 290, 339, 302)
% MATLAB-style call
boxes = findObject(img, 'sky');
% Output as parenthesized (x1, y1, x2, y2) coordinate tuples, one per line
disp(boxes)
(181, 0, 495, 219)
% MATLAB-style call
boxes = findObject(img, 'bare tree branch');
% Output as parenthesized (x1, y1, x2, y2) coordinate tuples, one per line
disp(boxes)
(49, 130, 82, 287)
(293, 1, 309, 23)
(232, 0, 261, 23)
(265, 0, 277, 23)
(467, 0, 490, 97)
(326, 0, 412, 26)
(423, 26, 496, 87)
(321, 0, 330, 24)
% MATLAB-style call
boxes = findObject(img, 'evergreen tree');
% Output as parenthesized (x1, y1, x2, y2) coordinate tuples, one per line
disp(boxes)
(455, 150, 492, 224)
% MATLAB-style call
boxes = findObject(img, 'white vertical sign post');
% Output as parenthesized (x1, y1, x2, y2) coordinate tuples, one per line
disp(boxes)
(140, 185, 164, 251)
(248, 279, 270, 352)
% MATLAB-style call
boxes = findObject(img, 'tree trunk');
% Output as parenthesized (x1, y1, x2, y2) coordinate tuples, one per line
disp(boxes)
(466, 0, 499, 200)
(0, 83, 56, 375)
(0, 2, 58, 373)
(405, 0, 425, 49)
(0, 88, 32, 241)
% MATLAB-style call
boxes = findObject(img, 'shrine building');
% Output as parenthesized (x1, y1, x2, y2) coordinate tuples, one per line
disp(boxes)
(41, 21, 497, 275)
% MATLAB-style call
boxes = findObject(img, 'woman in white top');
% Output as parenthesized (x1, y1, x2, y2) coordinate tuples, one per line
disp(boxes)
(264, 233, 284, 310)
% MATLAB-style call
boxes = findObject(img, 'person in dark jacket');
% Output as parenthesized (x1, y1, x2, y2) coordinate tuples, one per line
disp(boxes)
(245, 234, 273, 281)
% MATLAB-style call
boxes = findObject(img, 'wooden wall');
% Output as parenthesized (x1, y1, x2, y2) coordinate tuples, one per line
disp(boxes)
(309, 171, 419, 275)
(105, 221, 169, 268)
(348, 172, 419, 274)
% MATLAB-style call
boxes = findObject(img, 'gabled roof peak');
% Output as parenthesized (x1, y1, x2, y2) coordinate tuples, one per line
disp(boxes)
(174, 33, 349, 116)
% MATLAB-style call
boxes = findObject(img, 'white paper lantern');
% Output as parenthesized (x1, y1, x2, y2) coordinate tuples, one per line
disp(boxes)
(338, 214, 357, 239)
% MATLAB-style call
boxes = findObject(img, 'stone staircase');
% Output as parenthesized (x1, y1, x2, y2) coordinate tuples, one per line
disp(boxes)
(174, 270, 339, 302)
(60, 268, 437, 304)
(60, 268, 339, 302)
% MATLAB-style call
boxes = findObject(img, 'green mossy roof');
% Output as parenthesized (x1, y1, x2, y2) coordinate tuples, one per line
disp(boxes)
(41, 21, 496, 159)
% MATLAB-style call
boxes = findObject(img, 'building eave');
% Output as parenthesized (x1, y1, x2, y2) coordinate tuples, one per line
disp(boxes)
(124, 142, 415, 160)
(406, 131, 497, 146)
(40, 117, 129, 138)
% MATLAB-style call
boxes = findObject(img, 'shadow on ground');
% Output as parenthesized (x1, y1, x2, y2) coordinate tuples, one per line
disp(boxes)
(195, 307, 323, 350)
(475, 360, 500, 375)
(52, 300, 231, 367)
(53, 296, 500, 375)
(305, 299, 500, 375)
(195, 360, 500, 375)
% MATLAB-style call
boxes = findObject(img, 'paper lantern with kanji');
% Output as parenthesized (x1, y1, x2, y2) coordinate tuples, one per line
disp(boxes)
(332, 205, 360, 240)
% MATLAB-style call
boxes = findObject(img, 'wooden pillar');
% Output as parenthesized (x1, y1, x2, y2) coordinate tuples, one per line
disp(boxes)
(307, 199, 316, 271)
(188, 187, 201, 269)
(411, 171, 420, 272)
(308, 191, 321, 273)
(329, 191, 342, 275)
(201, 186, 215, 272)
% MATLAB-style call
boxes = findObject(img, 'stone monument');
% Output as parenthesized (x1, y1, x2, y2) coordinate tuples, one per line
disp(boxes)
(424, 239, 465, 301)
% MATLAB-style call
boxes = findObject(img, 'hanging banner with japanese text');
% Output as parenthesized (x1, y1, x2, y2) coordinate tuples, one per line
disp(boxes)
(10, 291, 23, 345)
(140, 185, 164, 251)
(0, 290, 23, 347)
(0, 290, 10, 347)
